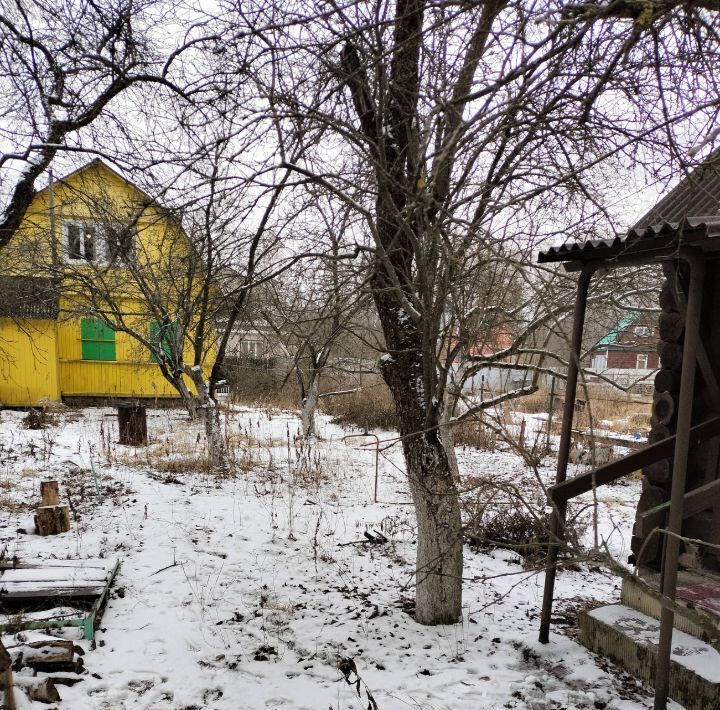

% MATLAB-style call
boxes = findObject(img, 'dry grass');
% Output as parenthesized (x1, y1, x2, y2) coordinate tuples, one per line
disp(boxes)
(452, 420, 497, 451)
(229, 383, 298, 413)
(320, 379, 397, 431)
(513, 391, 550, 414)
(522, 385, 652, 435)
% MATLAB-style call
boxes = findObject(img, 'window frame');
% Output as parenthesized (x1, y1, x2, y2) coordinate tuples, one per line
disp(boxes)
(63, 219, 135, 266)
(240, 339, 264, 359)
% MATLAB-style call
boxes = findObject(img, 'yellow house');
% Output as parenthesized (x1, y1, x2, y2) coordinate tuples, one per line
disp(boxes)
(0, 160, 214, 406)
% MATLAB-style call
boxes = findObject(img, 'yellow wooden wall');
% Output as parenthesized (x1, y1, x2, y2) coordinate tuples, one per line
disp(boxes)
(56, 313, 185, 399)
(0, 319, 60, 406)
(0, 160, 216, 405)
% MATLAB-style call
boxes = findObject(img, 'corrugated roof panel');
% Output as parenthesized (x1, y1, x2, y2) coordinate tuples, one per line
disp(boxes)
(0, 277, 59, 319)
(538, 218, 720, 263)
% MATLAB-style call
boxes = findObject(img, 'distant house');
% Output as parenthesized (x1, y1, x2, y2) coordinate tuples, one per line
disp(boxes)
(588, 312, 659, 388)
(0, 159, 214, 406)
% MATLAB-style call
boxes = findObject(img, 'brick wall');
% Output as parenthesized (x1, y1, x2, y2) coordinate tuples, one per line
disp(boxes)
(607, 350, 659, 369)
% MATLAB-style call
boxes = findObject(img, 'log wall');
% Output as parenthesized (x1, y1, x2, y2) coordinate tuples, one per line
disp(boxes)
(631, 260, 720, 572)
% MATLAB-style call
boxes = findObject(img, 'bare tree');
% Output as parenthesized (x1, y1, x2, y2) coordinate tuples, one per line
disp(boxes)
(238, 0, 720, 625)
(0, 0, 224, 250)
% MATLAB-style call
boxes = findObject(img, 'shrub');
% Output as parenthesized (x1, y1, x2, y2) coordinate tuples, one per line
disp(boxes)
(464, 502, 587, 567)
(452, 420, 497, 451)
(320, 379, 397, 431)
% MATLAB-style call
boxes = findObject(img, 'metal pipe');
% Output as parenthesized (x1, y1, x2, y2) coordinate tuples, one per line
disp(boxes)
(539, 265, 594, 643)
(653, 250, 705, 709)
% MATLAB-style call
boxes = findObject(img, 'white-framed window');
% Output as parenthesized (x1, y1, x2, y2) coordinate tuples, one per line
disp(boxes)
(636, 353, 649, 369)
(240, 339, 264, 358)
(63, 220, 134, 265)
(633, 326, 651, 337)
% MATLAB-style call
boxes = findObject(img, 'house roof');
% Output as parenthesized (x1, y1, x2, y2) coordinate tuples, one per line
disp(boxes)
(35, 158, 155, 206)
(634, 148, 720, 228)
(538, 217, 720, 264)
(595, 312, 641, 347)
(0, 277, 59, 319)
(539, 148, 720, 266)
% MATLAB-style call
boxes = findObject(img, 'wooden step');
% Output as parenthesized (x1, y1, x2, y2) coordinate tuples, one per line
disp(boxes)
(621, 572, 720, 642)
(579, 604, 720, 710)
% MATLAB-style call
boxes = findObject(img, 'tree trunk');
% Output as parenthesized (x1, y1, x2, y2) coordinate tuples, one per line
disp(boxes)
(440, 386, 461, 483)
(300, 371, 320, 438)
(405, 433, 464, 624)
(380, 354, 463, 625)
(187, 366, 225, 467)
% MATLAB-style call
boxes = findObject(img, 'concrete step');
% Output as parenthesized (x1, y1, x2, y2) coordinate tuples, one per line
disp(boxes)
(579, 603, 720, 710)
(622, 571, 720, 642)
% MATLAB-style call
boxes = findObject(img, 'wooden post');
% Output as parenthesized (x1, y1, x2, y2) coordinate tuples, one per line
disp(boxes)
(539, 265, 594, 643)
(654, 251, 705, 710)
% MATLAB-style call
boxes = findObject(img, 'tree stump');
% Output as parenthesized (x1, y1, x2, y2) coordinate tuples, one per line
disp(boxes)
(35, 505, 70, 536)
(40, 480, 60, 506)
(117, 402, 148, 446)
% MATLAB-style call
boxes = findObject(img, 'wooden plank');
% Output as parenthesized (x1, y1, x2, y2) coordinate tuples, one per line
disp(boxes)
(0, 581, 107, 599)
(638, 477, 720, 538)
(0, 558, 115, 571)
(549, 415, 720, 504)
(0, 569, 110, 584)
(571, 429, 644, 450)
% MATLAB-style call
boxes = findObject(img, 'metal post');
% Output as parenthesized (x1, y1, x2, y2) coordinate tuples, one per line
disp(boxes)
(539, 266, 594, 643)
(653, 251, 705, 709)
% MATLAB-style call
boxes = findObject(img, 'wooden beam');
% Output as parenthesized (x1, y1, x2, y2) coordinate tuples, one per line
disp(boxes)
(548, 415, 720, 505)
(637, 477, 720, 538)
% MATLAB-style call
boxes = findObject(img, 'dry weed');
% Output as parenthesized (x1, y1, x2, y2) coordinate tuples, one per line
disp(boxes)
(321, 379, 397, 431)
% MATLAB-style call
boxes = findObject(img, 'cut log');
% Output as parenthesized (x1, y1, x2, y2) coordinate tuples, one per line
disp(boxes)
(12, 676, 60, 703)
(658, 341, 682, 370)
(644, 458, 670, 485)
(652, 391, 676, 426)
(658, 310, 684, 342)
(648, 422, 671, 445)
(39, 481, 60, 507)
(8, 640, 82, 673)
(34, 505, 70, 536)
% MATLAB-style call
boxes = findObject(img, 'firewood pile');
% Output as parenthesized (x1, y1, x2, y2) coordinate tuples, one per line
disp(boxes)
(0, 632, 86, 705)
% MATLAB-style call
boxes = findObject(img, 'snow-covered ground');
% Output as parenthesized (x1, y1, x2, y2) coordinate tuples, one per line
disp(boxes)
(0, 406, 676, 709)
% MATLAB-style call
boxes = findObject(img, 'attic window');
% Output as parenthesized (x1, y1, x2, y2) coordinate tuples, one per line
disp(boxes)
(64, 221, 134, 265)
(634, 326, 651, 337)
(67, 223, 96, 262)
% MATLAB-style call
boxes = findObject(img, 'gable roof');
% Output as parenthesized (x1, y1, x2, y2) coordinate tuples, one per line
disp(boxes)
(34, 158, 155, 206)
(538, 148, 720, 265)
(595, 312, 641, 347)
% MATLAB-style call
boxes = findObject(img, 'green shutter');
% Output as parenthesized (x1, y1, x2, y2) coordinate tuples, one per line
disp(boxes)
(149, 321, 178, 362)
(81, 319, 116, 361)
